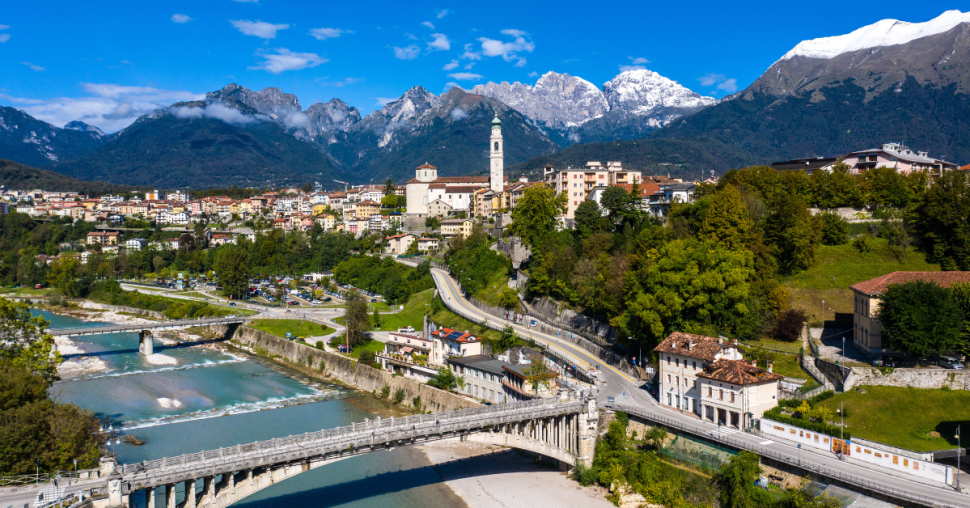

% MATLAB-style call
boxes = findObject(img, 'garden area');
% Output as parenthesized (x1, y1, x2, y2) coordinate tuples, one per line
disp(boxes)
(248, 319, 335, 339)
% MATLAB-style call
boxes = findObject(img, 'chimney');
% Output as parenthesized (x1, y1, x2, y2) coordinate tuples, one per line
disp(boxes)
(768, 363, 773, 373)
(687, 340, 694, 351)
(752, 360, 757, 368)
(733, 339, 738, 346)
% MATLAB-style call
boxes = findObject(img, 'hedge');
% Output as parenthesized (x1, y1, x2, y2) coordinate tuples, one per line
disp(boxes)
(763, 406, 850, 441)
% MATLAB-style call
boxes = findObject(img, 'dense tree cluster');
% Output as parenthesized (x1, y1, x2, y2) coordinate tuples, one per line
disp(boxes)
(333, 256, 434, 304)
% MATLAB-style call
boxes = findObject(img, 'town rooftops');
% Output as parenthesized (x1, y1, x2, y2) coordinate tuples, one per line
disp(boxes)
(406, 176, 504, 184)
(385, 233, 412, 240)
(431, 327, 480, 343)
(653, 332, 734, 362)
(447, 354, 510, 376)
(416, 163, 438, 170)
(771, 157, 840, 172)
(849, 143, 938, 165)
(358, 200, 381, 206)
(850, 271, 970, 296)
(696, 359, 784, 386)
(417, 237, 438, 242)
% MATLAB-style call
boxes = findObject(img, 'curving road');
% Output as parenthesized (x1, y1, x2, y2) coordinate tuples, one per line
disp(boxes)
(429, 268, 970, 507)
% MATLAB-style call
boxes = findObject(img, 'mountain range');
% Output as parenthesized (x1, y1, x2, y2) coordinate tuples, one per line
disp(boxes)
(4, 9, 970, 188)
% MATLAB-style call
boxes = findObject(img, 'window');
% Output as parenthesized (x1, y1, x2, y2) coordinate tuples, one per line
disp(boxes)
(667, 374, 671, 383)
(667, 356, 671, 365)
(692, 361, 696, 369)
(675, 358, 680, 367)
(719, 389, 724, 400)
(494, 142, 499, 151)
(730, 392, 735, 403)
(707, 387, 712, 397)
(675, 376, 679, 386)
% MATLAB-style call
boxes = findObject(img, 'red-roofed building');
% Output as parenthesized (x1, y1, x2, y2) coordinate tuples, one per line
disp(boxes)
(850, 271, 970, 353)
(384, 233, 415, 255)
(429, 327, 483, 365)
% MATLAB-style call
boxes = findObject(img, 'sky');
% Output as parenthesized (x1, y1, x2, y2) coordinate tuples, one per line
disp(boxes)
(0, 0, 962, 133)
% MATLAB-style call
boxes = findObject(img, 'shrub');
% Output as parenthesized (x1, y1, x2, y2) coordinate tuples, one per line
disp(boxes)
(393, 388, 405, 404)
(380, 384, 391, 399)
(570, 462, 598, 486)
(772, 308, 807, 341)
(851, 235, 873, 254)
(819, 212, 849, 245)
(359, 350, 375, 363)
(315, 341, 324, 350)
(614, 410, 629, 428)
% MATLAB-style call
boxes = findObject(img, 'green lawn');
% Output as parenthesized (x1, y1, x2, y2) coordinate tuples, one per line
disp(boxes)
(248, 319, 335, 339)
(373, 289, 432, 331)
(348, 338, 386, 359)
(474, 272, 512, 309)
(178, 291, 211, 299)
(784, 238, 940, 323)
(0, 287, 54, 296)
(816, 386, 970, 452)
(738, 345, 811, 382)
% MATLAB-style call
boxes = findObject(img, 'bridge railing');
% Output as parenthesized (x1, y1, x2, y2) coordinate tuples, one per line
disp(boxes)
(49, 316, 247, 336)
(120, 398, 582, 475)
(604, 403, 961, 508)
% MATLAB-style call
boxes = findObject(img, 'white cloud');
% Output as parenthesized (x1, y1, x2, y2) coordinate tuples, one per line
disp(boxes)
(0, 94, 43, 105)
(376, 97, 396, 106)
(450, 108, 468, 120)
(233, 0, 259, 3)
(404, 32, 418, 40)
(478, 29, 534, 63)
(230, 20, 289, 39)
(21, 62, 44, 71)
(514, 58, 526, 67)
(698, 73, 726, 86)
(0, 34, 9, 43)
(428, 33, 450, 51)
(436, 9, 450, 18)
(619, 65, 646, 72)
(393, 45, 420, 60)
(249, 48, 327, 74)
(282, 110, 310, 129)
(173, 103, 259, 125)
(528, 71, 538, 77)
(14, 84, 203, 133)
(717, 79, 738, 93)
(322, 77, 364, 87)
(448, 72, 483, 80)
(443, 82, 460, 91)
(630, 57, 649, 65)
(463, 62, 475, 70)
(442, 60, 459, 71)
(422, 21, 435, 29)
(0, 25, 9, 30)
(171, 14, 192, 23)
(309, 28, 351, 40)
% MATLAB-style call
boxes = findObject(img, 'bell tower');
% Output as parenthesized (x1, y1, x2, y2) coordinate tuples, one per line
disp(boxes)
(489, 108, 504, 194)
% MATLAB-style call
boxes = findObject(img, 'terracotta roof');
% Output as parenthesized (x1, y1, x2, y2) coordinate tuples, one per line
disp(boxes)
(960, 164, 970, 171)
(612, 182, 660, 197)
(406, 176, 498, 184)
(653, 332, 730, 362)
(442, 185, 480, 194)
(849, 271, 970, 296)
(416, 163, 438, 170)
(358, 200, 381, 206)
(431, 327, 480, 343)
(696, 359, 784, 386)
(429, 183, 448, 189)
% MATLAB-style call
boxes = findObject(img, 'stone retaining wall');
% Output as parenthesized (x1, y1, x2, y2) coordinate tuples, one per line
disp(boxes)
(220, 325, 479, 413)
(846, 367, 970, 391)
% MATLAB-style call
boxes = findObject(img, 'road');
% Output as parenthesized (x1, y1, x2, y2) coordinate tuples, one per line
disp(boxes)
(429, 268, 970, 507)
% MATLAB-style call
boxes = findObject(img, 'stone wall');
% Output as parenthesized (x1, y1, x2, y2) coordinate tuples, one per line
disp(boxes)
(225, 325, 480, 413)
(846, 367, 970, 391)
(526, 297, 616, 340)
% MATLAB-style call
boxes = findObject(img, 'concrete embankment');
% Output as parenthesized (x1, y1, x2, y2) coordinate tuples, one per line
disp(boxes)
(211, 324, 480, 413)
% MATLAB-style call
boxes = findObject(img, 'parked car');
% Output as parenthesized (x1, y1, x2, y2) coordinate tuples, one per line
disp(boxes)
(229, 302, 236, 307)
(939, 357, 964, 369)
(338, 345, 354, 353)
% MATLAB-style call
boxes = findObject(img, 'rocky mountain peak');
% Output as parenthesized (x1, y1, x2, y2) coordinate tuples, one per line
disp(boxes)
(305, 98, 362, 135)
(379, 86, 438, 125)
(63, 121, 106, 137)
(206, 84, 301, 118)
(472, 71, 608, 129)
(602, 69, 717, 114)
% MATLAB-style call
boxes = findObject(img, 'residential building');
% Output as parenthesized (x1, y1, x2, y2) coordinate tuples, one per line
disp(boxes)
(502, 363, 559, 400)
(86, 231, 119, 246)
(429, 327, 483, 365)
(384, 233, 415, 255)
(772, 157, 840, 175)
(845, 143, 958, 175)
(440, 218, 473, 238)
(647, 183, 697, 217)
(850, 271, 970, 354)
(210, 233, 235, 246)
(696, 358, 783, 429)
(125, 238, 147, 250)
(417, 237, 439, 252)
(378, 332, 437, 383)
(543, 161, 642, 219)
(654, 332, 744, 418)
(448, 355, 511, 404)
(427, 198, 453, 217)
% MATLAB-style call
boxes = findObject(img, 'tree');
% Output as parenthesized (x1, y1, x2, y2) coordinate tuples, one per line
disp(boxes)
(47, 257, 81, 297)
(699, 185, 753, 251)
(772, 309, 807, 342)
(715, 451, 770, 508)
(381, 194, 398, 208)
(425, 216, 441, 230)
(879, 281, 963, 359)
(153, 256, 166, 274)
(383, 177, 396, 196)
(879, 210, 912, 263)
(0, 299, 61, 383)
(600, 185, 632, 222)
(950, 282, 970, 356)
(213, 245, 252, 299)
(524, 354, 556, 394)
(818, 212, 849, 246)
(764, 192, 820, 275)
(498, 286, 519, 310)
(810, 169, 863, 208)
(573, 200, 603, 237)
(912, 171, 970, 270)
(428, 367, 465, 391)
(496, 325, 518, 353)
(372, 305, 382, 328)
(508, 184, 566, 248)
(344, 290, 371, 346)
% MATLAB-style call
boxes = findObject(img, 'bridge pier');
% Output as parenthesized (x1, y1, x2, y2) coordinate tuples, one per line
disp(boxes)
(165, 483, 176, 508)
(146, 486, 155, 508)
(138, 330, 154, 356)
(183, 479, 196, 508)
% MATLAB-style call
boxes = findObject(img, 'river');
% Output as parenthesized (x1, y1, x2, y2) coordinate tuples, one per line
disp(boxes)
(41, 310, 467, 508)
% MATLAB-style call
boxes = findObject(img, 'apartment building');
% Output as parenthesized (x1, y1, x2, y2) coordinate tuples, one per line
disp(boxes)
(543, 161, 642, 219)
(447, 354, 511, 404)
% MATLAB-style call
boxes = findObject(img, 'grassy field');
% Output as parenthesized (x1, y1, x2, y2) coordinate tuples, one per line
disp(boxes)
(474, 272, 513, 309)
(784, 238, 940, 323)
(0, 287, 54, 296)
(737, 344, 811, 382)
(373, 289, 432, 331)
(347, 338, 386, 359)
(248, 319, 335, 339)
(816, 386, 970, 452)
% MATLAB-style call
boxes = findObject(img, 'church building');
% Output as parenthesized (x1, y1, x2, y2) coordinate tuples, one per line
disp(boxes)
(405, 110, 508, 216)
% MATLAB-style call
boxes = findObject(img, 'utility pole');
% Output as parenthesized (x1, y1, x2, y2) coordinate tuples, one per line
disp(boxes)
(839, 401, 845, 461)
(958, 425, 962, 491)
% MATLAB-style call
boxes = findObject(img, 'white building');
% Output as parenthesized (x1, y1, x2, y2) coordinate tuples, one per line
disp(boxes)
(125, 238, 147, 250)
(654, 332, 782, 430)
(543, 161, 642, 219)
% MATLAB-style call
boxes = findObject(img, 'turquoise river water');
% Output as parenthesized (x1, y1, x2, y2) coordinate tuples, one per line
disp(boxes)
(42, 310, 466, 508)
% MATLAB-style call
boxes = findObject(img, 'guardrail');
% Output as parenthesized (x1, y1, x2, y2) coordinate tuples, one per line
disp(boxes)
(120, 398, 582, 476)
(0, 470, 98, 487)
(604, 403, 962, 508)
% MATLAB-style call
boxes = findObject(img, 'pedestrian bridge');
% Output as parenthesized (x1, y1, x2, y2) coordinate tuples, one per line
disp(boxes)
(94, 397, 598, 508)
(48, 316, 247, 356)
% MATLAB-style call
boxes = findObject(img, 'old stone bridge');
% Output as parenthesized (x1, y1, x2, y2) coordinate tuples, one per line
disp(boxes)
(94, 397, 598, 508)
(49, 316, 247, 356)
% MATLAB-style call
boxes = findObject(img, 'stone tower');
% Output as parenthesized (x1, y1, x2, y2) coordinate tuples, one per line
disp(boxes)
(489, 108, 504, 194)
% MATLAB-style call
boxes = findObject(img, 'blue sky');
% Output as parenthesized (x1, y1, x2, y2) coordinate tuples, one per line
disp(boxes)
(0, 0, 961, 132)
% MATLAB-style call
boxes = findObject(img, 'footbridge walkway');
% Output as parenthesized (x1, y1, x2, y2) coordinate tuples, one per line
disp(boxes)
(91, 397, 598, 508)
(48, 316, 248, 356)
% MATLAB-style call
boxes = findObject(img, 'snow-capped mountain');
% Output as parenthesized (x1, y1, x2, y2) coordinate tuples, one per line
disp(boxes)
(603, 69, 717, 114)
(472, 69, 716, 143)
(471, 72, 609, 129)
(778, 10, 970, 62)
(0, 106, 112, 167)
(755, 9, 970, 97)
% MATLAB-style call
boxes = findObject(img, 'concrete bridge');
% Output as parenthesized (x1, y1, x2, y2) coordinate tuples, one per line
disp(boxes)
(49, 316, 247, 356)
(92, 397, 597, 508)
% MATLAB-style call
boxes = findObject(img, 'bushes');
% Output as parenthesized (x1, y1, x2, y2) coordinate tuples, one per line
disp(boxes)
(767, 391, 848, 440)
(88, 280, 231, 319)
(819, 212, 849, 246)
(771, 308, 807, 342)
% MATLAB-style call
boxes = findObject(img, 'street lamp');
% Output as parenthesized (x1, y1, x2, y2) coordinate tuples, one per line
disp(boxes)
(838, 401, 845, 461)
(842, 336, 846, 367)
(957, 425, 962, 491)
